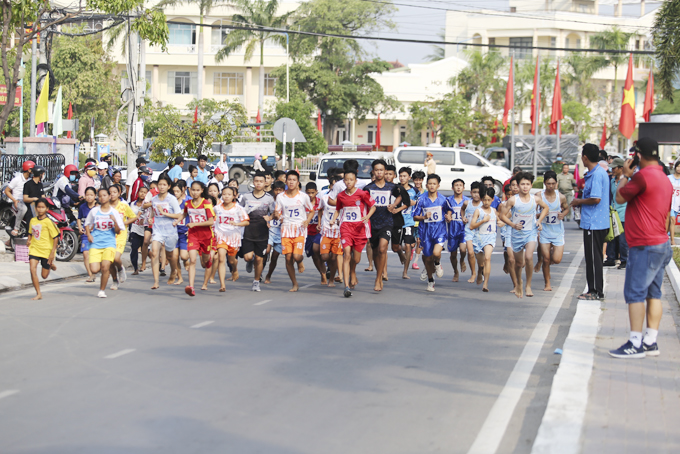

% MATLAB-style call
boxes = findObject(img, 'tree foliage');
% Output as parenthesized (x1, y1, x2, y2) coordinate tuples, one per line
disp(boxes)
(50, 28, 120, 142)
(561, 100, 592, 142)
(148, 100, 248, 163)
(409, 93, 472, 147)
(268, 94, 326, 158)
(652, 0, 680, 102)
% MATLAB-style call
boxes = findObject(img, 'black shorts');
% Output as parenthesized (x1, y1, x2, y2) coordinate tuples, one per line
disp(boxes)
(369, 226, 392, 249)
(397, 226, 416, 246)
(240, 238, 268, 258)
(29, 255, 50, 269)
(144, 226, 152, 233)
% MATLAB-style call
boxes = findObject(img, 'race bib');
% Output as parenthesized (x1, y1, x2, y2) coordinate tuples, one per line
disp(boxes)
(95, 215, 114, 231)
(480, 219, 497, 234)
(188, 208, 207, 224)
(545, 210, 561, 225)
(370, 190, 391, 207)
(343, 206, 361, 222)
(512, 212, 533, 230)
(32, 223, 43, 240)
(424, 206, 442, 223)
(154, 202, 170, 217)
(450, 206, 462, 222)
(218, 214, 234, 224)
(270, 218, 280, 228)
(310, 212, 319, 225)
(673, 185, 680, 212)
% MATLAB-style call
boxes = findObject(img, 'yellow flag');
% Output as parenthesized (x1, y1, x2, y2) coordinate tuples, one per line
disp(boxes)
(34, 72, 49, 125)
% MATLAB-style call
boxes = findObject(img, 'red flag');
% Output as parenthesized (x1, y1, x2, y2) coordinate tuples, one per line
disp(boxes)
(618, 53, 636, 139)
(256, 109, 261, 142)
(574, 163, 580, 188)
(376, 114, 381, 150)
(502, 57, 514, 130)
(530, 57, 540, 135)
(66, 102, 73, 139)
(600, 123, 607, 150)
(643, 68, 655, 122)
(193, 106, 198, 124)
(550, 61, 563, 136)
(317, 110, 322, 132)
(491, 118, 498, 143)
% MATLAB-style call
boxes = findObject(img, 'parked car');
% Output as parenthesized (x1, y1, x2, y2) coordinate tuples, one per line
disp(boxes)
(392, 145, 512, 194)
(309, 151, 394, 191)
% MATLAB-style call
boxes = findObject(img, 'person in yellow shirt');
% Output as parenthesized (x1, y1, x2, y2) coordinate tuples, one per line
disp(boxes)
(27, 198, 59, 300)
(108, 184, 137, 290)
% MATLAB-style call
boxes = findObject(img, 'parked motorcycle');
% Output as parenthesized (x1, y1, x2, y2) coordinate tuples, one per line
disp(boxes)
(1, 194, 79, 262)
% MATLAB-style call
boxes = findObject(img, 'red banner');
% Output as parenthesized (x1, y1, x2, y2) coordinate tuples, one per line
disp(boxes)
(0, 85, 22, 106)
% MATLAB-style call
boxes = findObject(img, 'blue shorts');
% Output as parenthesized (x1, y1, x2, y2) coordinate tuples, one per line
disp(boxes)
(624, 240, 672, 304)
(464, 225, 474, 243)
(448, 231, 465, 252)
(672, 210, 678, 218)
(511, 233, 537, 253)
(268, 233, 282, 254)
(80, 236, 90, 252)
(420, 233, 447, 257)
(305, 233, 321, 257)
(538, 233, 565, 246)
(178, 232, 188, 251)
(152, 231, 178, 252)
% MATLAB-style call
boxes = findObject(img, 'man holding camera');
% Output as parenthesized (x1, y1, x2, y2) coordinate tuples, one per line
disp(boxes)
(609, 138, 673, 358)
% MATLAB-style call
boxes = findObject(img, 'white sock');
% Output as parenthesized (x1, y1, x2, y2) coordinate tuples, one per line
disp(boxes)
(643, 328, 658, 345)
(629, 331, 643, 348)
(414, 253, 421, 264)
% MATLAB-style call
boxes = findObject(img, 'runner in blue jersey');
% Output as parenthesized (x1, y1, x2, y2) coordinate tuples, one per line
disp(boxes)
(499, 172, 549, 298)
(536, 171, 568, 292)
(413, 174, 450, 292)
(481, 176, 502, 209)
(470, 186, 499, 292)
(460, 181, 483, 284)
(445, 178, 469, 282)
(499, 182, 518, 293)
(398, 167, 418, 279)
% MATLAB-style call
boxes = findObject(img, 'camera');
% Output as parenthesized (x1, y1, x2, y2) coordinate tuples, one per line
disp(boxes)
(630, 153, 640, 169)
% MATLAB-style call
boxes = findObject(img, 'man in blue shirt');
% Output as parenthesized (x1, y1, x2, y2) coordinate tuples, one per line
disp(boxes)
(167, 157, 184, 183)
(195, 154, 210, 184)
(571, 143, 610, 300)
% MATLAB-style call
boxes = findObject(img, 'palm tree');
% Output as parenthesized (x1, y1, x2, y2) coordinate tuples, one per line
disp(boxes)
(424, 31, 445, 62)
(453, 49, 506, 115)
(156, 0, 221, 101)
(652, 0, 680, 102)
(562, 53, 607, 103)
(216, 0, 291, 113)
(589, 26, 634, 93)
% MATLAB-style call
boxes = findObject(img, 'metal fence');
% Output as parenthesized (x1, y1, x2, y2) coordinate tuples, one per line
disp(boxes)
(0, 154, 66, 185)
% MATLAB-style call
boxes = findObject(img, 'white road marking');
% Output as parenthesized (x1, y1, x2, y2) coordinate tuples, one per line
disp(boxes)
(104, 349, 136, 359)
(466, 248, 584, 454)
(300, 284, 315, 289)
(0, 390, 19, 400)
(190, 321, 214, 329)
(254, 299, 272, 306)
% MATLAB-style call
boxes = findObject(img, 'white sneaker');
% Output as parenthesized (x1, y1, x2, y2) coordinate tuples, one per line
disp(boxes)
(427, 281, 435, 292)
(110, 281, 118, 290)
(98, 290, 107, 298)
(252, 280, 261, 292)
(435, 263, 444, 278)
(119, 266, 127, 284)
(420, 269, 428, 281)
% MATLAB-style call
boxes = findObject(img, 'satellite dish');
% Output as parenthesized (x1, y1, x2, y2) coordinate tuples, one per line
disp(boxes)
(273, 118, 306, 143)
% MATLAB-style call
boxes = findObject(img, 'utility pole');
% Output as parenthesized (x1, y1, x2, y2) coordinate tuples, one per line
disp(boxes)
(29, 28, 38, 137)
(533, 53, 540, 178)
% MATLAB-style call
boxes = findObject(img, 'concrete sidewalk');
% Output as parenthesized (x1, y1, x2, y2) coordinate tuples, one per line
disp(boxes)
(579, 268, 680, 452)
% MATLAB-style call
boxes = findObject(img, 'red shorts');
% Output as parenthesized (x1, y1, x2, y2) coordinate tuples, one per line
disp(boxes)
(188, 230, 213, 255)
(341, 235, 367, 253)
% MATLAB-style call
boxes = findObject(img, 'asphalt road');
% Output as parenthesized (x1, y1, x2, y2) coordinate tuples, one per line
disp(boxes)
(0, 222, 588, 454)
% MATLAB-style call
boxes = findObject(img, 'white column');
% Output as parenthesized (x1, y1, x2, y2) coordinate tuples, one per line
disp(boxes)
(245, 66, 253, 118)
(152, 65, 159, 103)
(392, 122, 399, 148)
(533, 28, 539, 58)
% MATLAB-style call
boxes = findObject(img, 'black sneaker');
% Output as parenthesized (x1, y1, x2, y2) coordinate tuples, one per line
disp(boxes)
(246, 259, 253, 274)
(160, 269, 166, 277)
(326, 269, 331, 280)
(343, 287, 352, 298)
(618, 262, 627, 270)
(643, 341, 660, 357)
(609, 340, 645, 358)
(603, 260, 617, 267)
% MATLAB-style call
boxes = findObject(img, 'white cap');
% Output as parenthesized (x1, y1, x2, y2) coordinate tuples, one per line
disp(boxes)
(97, 162, 109, 170)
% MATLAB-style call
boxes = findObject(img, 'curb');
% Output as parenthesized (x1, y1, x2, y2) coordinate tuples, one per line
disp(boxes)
(665, 259, 680, 305)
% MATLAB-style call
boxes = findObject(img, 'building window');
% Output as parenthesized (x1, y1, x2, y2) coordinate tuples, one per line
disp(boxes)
(550, 37, 556, 48)
(400, 126, 406, 143)
(169, 23, 196, 46)
(576, 39, 581, 49)
(145, 70, 152, 97)
(509, 37, 532, 59)
(264, 73, 277, 96)
(635, 39, 640, 50)
(367, 125, 374, 144)
(167, 71, 196, 94)
(214, 72, 244, 95)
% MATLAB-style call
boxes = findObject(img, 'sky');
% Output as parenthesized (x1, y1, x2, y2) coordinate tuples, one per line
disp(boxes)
(364, 0, 659, 65)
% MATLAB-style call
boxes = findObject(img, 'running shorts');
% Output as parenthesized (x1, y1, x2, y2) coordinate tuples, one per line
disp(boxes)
(341, 235, 367, 253)
(369, 226, 392, 249)
(320, 236, 342, 255)
(305, 233, 322, 257)
(282, 236, 305, 255)
(89, 247, 116, 263)
(241, 238, 268, 258)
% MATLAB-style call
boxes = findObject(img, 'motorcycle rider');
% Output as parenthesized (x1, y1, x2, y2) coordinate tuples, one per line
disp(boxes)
(53, 164, 82, 224)
(4, 160, 35, 236)
(23, 165, 46, 219)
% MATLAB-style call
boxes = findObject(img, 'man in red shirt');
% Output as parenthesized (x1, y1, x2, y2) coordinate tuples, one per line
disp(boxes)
(610, 137, 673, 359)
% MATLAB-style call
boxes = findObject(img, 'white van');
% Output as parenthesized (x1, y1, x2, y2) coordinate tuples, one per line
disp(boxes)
(393, 145, 512, 194)
(310, 151, 394, 191)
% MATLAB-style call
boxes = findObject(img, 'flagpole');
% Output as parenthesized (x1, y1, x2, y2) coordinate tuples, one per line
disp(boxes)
(510, 56, 515, 172)
(556, 58, 560, 161)
(533, 53, 540, 177)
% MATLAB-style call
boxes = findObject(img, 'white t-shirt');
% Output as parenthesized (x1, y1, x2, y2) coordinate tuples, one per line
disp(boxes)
(209, 178, 224, 192)
(214, 202, 249, 247)
(328, 179, 369, 200)
(126, 168, 139, 202)
(318, 192, 340, 239)
(275, 191, 313, 238)
(669, 174, 680, 212)
(217, 159, 229, 173)
(8, 172, 27, 201)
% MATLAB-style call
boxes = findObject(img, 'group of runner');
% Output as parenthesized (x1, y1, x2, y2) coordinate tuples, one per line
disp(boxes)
(41, 158, 570, 299)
